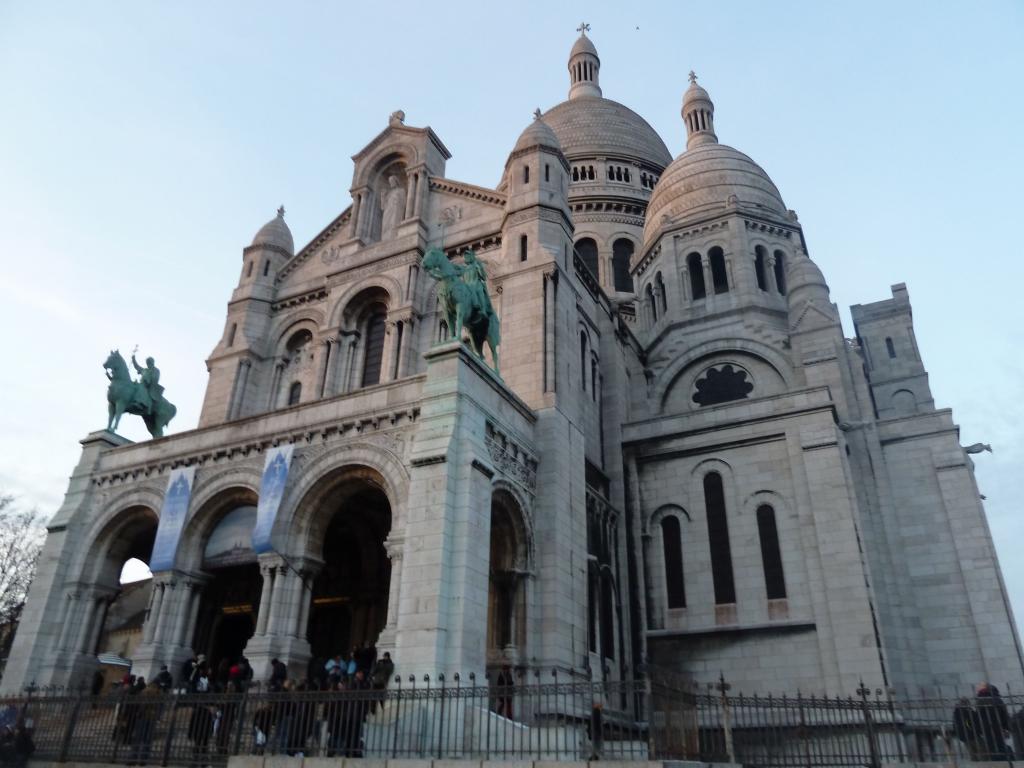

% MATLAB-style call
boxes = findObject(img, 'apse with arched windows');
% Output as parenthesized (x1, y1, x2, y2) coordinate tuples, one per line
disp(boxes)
(79, 508, 158, 676)
(341, 287, 390, 389)
(487, 490, 529, 669)
(191, 492, 263, 665)
(304, 468, 392, 662)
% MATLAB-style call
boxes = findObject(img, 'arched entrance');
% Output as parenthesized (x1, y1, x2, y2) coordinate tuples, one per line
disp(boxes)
(487, 489, 529, 667)
(88, 507, 158, 687)
(302, 468, 392, 664)
(192, 503, 263, 669)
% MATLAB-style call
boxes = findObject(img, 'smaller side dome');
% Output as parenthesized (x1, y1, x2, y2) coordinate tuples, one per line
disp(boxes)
(786, 250, 830, 306)
(251, 206, 294, 255)
(513, 110, 562, 154)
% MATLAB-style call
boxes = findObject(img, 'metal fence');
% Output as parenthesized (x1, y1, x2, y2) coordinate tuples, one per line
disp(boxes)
(4, 673, 1024, 766)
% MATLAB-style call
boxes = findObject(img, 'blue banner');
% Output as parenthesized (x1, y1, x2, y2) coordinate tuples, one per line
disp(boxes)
(150, 467, 196, 572)
(252, 444, 294, 554)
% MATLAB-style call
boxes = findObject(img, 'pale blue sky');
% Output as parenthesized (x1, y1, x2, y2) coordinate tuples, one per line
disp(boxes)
(1, 2, 1022, 637)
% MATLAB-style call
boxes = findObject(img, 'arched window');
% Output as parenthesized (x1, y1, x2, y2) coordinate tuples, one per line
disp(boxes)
(687, 252, 706, 300)
(573, 167, 580, 182)
(773, 250, 787, 295)
(587, 166, 594, 180)
(886, 337, 897, 358)
(520, 234, 528, 262)
(523, 165, 530, 184)
(612, 239, 634, 292)
(655, 272, 667, 314)
(545, 163, 550, 182)
(754, 246, 768, 291)
(660, 516, 686, 609)
(438, 318, 449, 343)
(704, 472, 735, 604)
(756, 505, 786, 600)
(287, 381, 302, 406)
(226, 323, 237, 348)
(709, 247, 729, 294)
(580, 332, 588, 391)
(576, 238, 599, 278)
(361, 308, 387, 387)
(607, 166, 614, 180)
(263, 260, 270, 277)
(624, 168, 631, 183)
(646, 284, 658, 323)
(246, 260, 254, 278)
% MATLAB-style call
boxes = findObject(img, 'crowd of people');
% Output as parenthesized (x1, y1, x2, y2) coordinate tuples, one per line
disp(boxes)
(952, 683, 1024, 760)
(98, 646, 396, 763)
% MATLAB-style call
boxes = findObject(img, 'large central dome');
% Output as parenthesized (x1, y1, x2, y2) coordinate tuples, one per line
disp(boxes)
(543, 97, 672, 168)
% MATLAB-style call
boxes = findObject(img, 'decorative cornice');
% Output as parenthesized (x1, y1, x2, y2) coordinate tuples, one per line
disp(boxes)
(325, 250, 421, 289)
(271, 287, 329, 313)
(634, 219, 730, 278)
(744, 219, 795, 238)
(429, 177, 506, 207)
(573, 213, 644, 227)
(243, 243, 292, 259)
(90, 406, 421, 488)
(485, 421, 537, 495)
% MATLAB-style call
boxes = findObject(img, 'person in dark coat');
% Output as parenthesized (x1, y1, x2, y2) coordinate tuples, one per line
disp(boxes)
(975, 683, 1011, 760)
(371, 652, 394, 690)
(269, 658, 287, 692)
(91, 669, 105, 697)
(953, 696, 981, 759)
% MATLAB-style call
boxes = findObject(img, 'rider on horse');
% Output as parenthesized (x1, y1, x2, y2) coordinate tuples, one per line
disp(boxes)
(131, 354, 163, 413)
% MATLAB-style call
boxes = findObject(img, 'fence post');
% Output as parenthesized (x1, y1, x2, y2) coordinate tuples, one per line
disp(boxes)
(716, 673, 735, 764)
(233, 687, 250, 755)
(57, 693, 84, 763)
(160, 694, 181, 766)
(858, 681, 881, 768)
(437, 673, 446, 758)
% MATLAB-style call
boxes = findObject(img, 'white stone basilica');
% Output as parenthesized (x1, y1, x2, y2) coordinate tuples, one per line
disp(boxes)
(5, 30, 1021, 697)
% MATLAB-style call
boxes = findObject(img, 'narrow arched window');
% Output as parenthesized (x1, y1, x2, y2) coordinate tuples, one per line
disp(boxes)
(361, 308, 387, 387)
(757, 504, 786, 600)
(773, 250, 787, 295)
(580, 332, 588, 391)
(523, 165, 530, 184)
(754, 246, 768, 291)
(573, 167, 579, 182)
(661, 516, 686, 609)
(287, 381, 302, 406)
(615, 167, 623, 182)
(647, 284, 658, 323)
(607, 166, 614, 180)
(656, 272, 667, 314)
(624, 168, 631, 183)
(263, 260, 270, 277)
(612, 239, 634, 292)
(226, 323, 237, 348)
(545, 163, 550, 182)
(886, 337, 897, 358)
(591, 357, 598, 402)
(588, 166, 594, 180)
(709, 247, 729, 294)
(687, 252, 706, 300)
(704, 472, 735, 604)
(575, 237, 599, 278)
(520, 234, 528, 262)
(438, 319, 448, 342)
(246, 260, 254, 278)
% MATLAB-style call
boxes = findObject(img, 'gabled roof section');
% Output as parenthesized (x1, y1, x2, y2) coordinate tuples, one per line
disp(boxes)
(352, 122, 452, 165)
(277, 206, 352, 283)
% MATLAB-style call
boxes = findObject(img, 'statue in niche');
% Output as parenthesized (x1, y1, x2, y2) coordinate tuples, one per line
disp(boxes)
(379, 174, 406, 240)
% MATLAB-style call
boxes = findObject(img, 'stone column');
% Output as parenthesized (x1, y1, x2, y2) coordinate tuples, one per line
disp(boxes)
(152, 579, 175, 642)
(378, 537, 404, 651)
(380, 321, 398, 383)
(55, 592, 79, 651)
(413, 172, 426, 218)
(396, 316, 415, 378)
(267, 362, 284, 410)
(173, 581, 198, 649)
(255, 564, 275, 636)
(87, 597, 111, 655)
(228, 359, 252, 420)
(143, 584, 164, 644)
(404, 175, 416, 219)
(766, 252, 780, 293)
(266, 568, 288, 636)
(349, 191, 363, 239)
(315, 339, 333, 398)
(701, 254, 713, 298)
(322, 338, 340, 396)
(543, 269, 558, 393)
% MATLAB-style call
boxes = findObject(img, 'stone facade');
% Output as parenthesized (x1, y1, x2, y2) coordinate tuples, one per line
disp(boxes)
(3, 31, 1020, 696)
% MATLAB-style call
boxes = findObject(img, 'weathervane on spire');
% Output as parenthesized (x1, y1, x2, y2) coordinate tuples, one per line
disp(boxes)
(688, 70, 698, 85)
(277, 205, 286, 217)
(577, 21, 591, 35)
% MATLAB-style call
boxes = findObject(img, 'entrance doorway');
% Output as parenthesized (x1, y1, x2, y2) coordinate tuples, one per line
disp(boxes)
(192, 505, 262, 668)
(306, 481, 391, 662)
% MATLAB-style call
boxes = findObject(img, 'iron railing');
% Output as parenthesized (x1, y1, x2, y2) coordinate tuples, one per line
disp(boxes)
(4, 673, 1024, 766)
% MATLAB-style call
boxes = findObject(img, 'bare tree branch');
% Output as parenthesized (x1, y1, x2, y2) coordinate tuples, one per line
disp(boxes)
(0, 494, 46, 625)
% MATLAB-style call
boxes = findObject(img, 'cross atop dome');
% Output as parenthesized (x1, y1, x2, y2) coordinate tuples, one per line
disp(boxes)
(688, 70, 698, 84)
(577, 21, 591, 36)
(533, 108, 542, 121)
(276, 205, 286, 218)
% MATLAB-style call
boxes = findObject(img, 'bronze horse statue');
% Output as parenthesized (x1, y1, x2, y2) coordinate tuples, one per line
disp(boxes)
(422, 248, 500, 373)
(103, 350, 177, 438)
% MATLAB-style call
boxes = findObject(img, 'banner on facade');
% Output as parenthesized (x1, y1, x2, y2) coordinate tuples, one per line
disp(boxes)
(252, 444, 295, 554)
(149, 466, 196, 572)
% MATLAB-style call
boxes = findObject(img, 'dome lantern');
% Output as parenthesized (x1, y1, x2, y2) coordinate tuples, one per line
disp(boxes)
(568, 22, 601, 100)
(683, 71, 717, 149)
